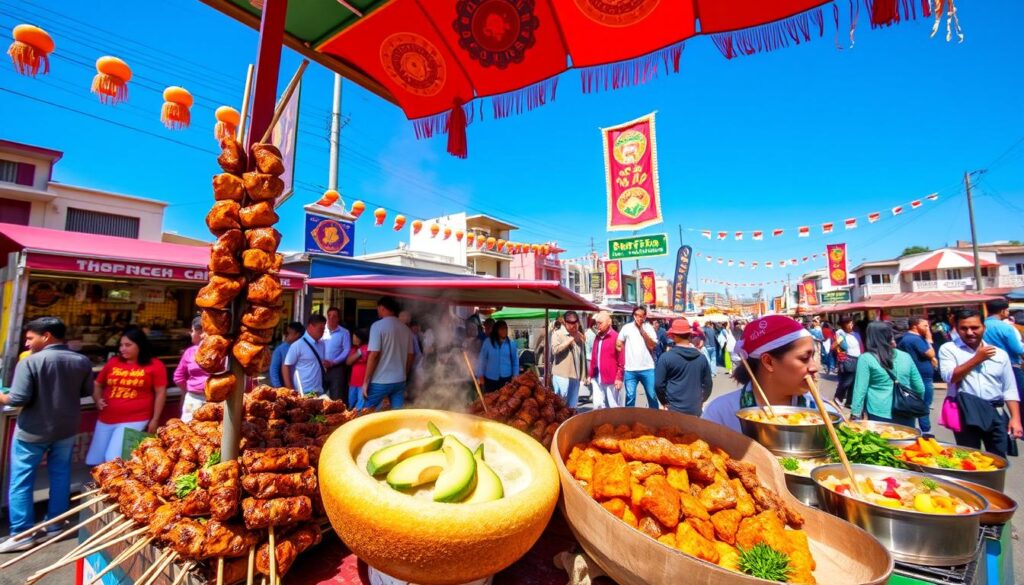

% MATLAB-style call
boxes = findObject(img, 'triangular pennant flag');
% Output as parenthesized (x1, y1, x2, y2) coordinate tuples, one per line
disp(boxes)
(765, 261, 773, 268)
(791, 259, 797, 265)
(739, 261, 745, 268)
(798, 226, 810, 237)
(802, 256, 809, 262)
(845, 218, 857, 230)
(780, 260, 787, 267)
(868, 212, 881, 223)
(892, 206, 903, 216)
(752, 262, 759, 269)
(926, 193, 939, 201)
(735, 231, 743, 241)
(717, 257, 723, 264)
(752, 231, 763, 241)
(717, 232, 728, 240)
(727, 259, 735, 266)
(812, 253, 819, 259)
(822, 222, 834, 234)
(772, 229, 784, 237)
(911, 200, 922, 209)
(706, 255, 712, 261)
(701, 230, 712, 239)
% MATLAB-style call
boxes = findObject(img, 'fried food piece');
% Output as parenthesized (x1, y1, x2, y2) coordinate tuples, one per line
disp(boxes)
(209, 247, 241, 275)
(710, 509, 743, 545)
(679, 491, 710, 521)
(675, 521, 719, 564)
(213, 173, 245, 202)
(213, 229, 245, 255)
(206, 201, 241, 233)
(637, 514, 664, 540)
(203, 520, 259, 559)
(245, 227, 281, 254)
(640, 474, 680, 529)
(714, 541, 741, 572)
(242, 172, 285, 202)
(592, 453, 631, 499)
(241, 468, 317, 499)
(731, 479, 756, 518)
(241, 496, 313, 529)
(658, 533, 676, 548)
(240, 447, 310, 473)
(628, 461, 665, 483)
(698, 478, 737, 514)
(241, 304, 281, 329)
(726, 458, 803, 527)
(686, 516, 716, 542)
(239, 201, 279, 228)
(242, 249, 276, 273)
(735, 511, 791, 555)
(786, 530, 817, 584)
(246, 274, 282, 306)
(193, 402, 223, 422)
(251, 143, 285, 175)
(199, 461, 242, 522)
(665, 466, 690, 492)
(255, 523, 321, 576)
(688, 457, 719, 485)
(201, 309, 231, 336)
(196, 335, 230, 373)
(238, 325, 273, 345)
(206, 373, 236, 402)
(232, 339, 269, 372)
(619, 436, 692, 467)
(195, 274, 244, 310)
(218, 137, 247, 174)
(591, 423, 621, 452)
(600, 497, 628, 519)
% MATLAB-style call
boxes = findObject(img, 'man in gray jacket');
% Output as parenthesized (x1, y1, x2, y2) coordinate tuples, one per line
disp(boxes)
(0, 317, 93, 552)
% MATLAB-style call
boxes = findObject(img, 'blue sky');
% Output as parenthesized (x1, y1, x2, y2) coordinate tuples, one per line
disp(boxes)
(1, 0, 1021, 298)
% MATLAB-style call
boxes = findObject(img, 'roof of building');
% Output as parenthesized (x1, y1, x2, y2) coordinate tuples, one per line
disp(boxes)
(850, 259, 900, 272)
(465, 214, 518, 232)
(0, 139, 63, 162)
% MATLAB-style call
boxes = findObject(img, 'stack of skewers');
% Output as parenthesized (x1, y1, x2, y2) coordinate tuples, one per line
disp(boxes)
(468, 371, 574, 449)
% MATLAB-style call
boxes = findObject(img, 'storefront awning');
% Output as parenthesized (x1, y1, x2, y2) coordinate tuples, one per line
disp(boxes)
(805, 291, 998, 314)
(306, 275, 597, 311)
(0, 223, 305, 289)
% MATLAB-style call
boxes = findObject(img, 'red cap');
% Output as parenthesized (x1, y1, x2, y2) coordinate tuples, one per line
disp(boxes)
(667, 318, 692, 336)
(736, 315, 809, 359)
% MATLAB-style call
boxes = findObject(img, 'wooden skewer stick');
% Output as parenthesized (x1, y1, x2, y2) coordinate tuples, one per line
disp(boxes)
(5, 494, 108, 545)
(60, 514, 130, 563)
(0, 503, 119, 569)
(462, 350, 488, 414)
(33, 524, 150, 580)
(86, 534, 154, 585)
(805, 375, 860, 495)
(740, 358, 775, 418)
(237, 64, 255, 143)
(258, 60, 309, 144)
(142, 550, 178, 585)
(247, 545, 256, 585)
(71, 487, 102, 502)
(217, 556, 225, 585)
(135, 548, 174, 585)
(268, 526, 278, 585)
(171, 562, 196, 585)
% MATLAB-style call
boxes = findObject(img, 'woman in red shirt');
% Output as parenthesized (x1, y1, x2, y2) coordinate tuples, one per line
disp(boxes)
(345, 329, 369, 409)
(85, 328, 167, 465)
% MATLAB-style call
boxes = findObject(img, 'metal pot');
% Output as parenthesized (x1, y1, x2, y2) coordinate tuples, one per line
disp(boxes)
(889, 439, 1007, 491)
(812, 464, 989, 566)
(736, 406, 840, 456)
(841, 420, 921, 443)
(780, 456, 832, 507)
(940, 476, 1017, 525)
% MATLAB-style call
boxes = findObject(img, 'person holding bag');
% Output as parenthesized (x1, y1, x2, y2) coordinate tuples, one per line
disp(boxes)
(834, 317, 862, 406)
(849, 321, 925, 427)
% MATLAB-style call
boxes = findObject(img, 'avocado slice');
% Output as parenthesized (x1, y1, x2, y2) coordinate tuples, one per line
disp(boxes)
(433, 436, 477, 503)
(427, 421, 442, 437)
(386, 450, 447, 490)
(366, 435, 444, 476)
(463, 447, 504, 504)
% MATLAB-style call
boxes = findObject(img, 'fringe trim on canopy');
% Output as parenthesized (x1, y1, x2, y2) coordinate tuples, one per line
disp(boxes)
(491, 77, 559, 120)
(578, 42, 684, 94)
(866, 0, 931, 28)
(411, 101, 476, 140)
(711, 7, 825, 60)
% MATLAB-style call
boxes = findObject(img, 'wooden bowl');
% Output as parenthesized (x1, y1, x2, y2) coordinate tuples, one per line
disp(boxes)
(551, 408, 894, 585)
(319, 409, 560, 585)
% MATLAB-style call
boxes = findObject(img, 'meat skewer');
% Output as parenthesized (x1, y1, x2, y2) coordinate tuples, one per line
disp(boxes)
(86, 535, 156, 585)
(3, 494, 107, 545)
(71, 487, 102, 501)
(241, 496, 312, 529)
(27, 525, 149, 583)
(0, 503, 118, 569)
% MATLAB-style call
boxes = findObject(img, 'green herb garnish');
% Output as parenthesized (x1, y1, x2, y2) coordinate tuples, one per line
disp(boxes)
(935, 456, 957, 469)
(952, 450, 971, 460)
(309, 414, 327, 424)
(738, 544, 792, 582)
(828, 426, 905, 468)
(780, 457, 800, 472)
(921, 478, 938, 492)
(175, 473, 198, 498)
(204, 450, 221, 468)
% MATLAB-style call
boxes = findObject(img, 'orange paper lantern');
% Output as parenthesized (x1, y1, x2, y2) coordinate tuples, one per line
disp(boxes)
(531, 244, 540, 254)
(393, 215, 406, 231)
(541, 245, 551, 255)
(8, 24, 53, 76)
(455, 230, 464, 242)
(485, 237, 496, 250)
(466, 233, 476, 245)
(317, 190, 340, 207)
(443, 227, 452, 240)
(91, 56, 131, 105)
(412, 219, 423, 234)
(496, 239, 506, 251)
(373, 208, 387, 226)
(214, 106, 240, 141)
(477, 237, 486, 249)
(430, 224, 440, 238)
(349, 200, 366, 218)
(161, 86, 193, 130)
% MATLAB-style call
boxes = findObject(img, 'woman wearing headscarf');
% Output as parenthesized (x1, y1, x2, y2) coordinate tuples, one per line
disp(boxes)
(703, 315, 826, 434)
(850, 321, 925, 427)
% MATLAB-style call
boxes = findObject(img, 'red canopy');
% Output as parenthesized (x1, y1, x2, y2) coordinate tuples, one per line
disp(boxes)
(904, 250, 999, 272)
(0, 223, 305, 289)
(306, 275, 597, 310)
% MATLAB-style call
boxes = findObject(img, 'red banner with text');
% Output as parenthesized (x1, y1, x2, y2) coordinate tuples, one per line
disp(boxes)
(826, 244, 848, 287)
(800, 280, 820, 306)
(602, 113, 663, 231)
(639, 270, 657, 306)
(604, 261, 622, 298)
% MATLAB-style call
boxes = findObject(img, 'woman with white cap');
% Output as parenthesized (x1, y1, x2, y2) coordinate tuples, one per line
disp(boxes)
(703, 315, 823, 434)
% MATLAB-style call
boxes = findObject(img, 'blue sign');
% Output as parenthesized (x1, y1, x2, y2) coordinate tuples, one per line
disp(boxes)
(305, 212, 355, 257)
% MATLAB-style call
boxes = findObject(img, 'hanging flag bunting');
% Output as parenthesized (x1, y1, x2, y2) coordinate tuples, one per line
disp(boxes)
(780, 260, 787, 267)
(791, 258, 798, 265)
(802, 256, 809, 262)
(772, 229, 784, 237)
(845, 218, 857, 230)
(739, 261, 745, 268)
(827, 243, 849, 286)
(727, 259, 734, 266)
(639, 270, 657, 306)
(798, 226, 810, 237)
(671, 246, 692, 312)
(701, 230, 711, 239)
(604, 260, 622, 298)
(926, 193, 939, 201)
(717, 258, 723, 264)
(602, 112, 663, 231)
(752, 262, 759, 269)
(717, 231, 728, 240)
(822, 222, 834, 234)
(868, 212, 881, 223)
(812, 253, 819, 259)
(892, 206, 903, 216)
(734, 231, 743, 240)
(765, 261, 773, 268)
(705, 255, 712, 261)
(910, 200, 922, 209)
(752, 231, 763, 241)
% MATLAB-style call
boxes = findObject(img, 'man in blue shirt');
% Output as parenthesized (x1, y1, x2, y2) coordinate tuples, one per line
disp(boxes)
(269, 322, 303, 388)
(984, 299, 1024, 394)
(283, 315, 328, 394)
(897, 317, 937, 435)
(322, 307, 352, 400)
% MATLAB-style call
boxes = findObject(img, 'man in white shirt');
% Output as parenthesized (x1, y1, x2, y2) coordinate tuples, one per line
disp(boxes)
(834, 316, 862, 406)
(616, 305, 660, 408)
(322, 306, 351, 402)
(363, 296, 414, 410)
(939, 309, 1022, 457)
(283, 315, 328, 394)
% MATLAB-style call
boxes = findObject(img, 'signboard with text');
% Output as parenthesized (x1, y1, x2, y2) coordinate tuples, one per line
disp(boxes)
(305, 211, 355, 258)
(671, 245, 692, 312)
(602, 112, 664, 231)
(820, 289, 852, 304)
(589, 272, 604, 293)
(608, 233, 669, 260)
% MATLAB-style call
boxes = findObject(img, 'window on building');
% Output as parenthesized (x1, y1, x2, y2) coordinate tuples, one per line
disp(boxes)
(0, 159, 35, 186)
(947, 269, 962, 280)
(980, 267, 990, 277)
(1015, 263, 1024, 275)
(0, 197, 31, 225)
(911, 271, 933, 281)
(869, 274, 892, 284)
(65, 208, 140, 238)
(858, 276, 866, 286)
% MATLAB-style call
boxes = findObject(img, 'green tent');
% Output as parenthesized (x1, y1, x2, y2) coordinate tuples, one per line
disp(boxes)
(490, 308, 565, 320)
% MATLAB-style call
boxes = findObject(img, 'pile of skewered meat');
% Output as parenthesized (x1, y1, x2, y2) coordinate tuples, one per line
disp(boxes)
(468, 371, 574, 449)
(199, 137, 286, 398)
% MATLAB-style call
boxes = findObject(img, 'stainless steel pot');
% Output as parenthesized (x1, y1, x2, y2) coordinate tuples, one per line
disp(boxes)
(889, 439, 1007, 491)
(779, 456, 832, 507)
(736, 406, 840, 456)
(812, 464, 989, 566)
(841, 420, 921, 442)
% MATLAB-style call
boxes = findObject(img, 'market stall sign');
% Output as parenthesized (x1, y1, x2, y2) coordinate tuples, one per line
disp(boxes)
(26, 253, 303, 290)
(608, 234, 668, 260)
(589, 272, 603, 293)
(306, 211, 355, 257)
(820, 289, 852, 304)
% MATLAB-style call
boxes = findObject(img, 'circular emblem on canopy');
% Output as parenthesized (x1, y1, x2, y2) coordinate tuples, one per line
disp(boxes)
(573, 0, 659, 27)
(453, 0, 538, 69)
(380, 33, 447, 97)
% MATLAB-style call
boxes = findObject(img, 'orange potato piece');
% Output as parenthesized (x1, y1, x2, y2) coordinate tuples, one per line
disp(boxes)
(686, 516, 715, 541)
(665, 466, 690, 492)
(593, 453, 631, 499)
(600, 497, 628, 519)
(640, 475, 681, 529)
(730, 479, 756, 517)
(699, 479, 738, 514)
(714, 542, 741, 572)
(710, 509, 743, 545)
(675, 522, 720, 564)
(679, 491, 710, 521)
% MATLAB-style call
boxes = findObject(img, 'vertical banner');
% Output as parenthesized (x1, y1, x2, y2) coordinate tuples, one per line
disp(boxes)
(602, 112, 663, 231)
(271, 80, 301, 208)
(639, 270, 656, 306)
(604, 260, 622, 298)
(801, 280, 820, 306)
(671, 245, 692, 312)
(826, 243, 848, 287)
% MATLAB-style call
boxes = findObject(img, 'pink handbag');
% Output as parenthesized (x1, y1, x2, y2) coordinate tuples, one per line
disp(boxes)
(939, 397, 962, 432)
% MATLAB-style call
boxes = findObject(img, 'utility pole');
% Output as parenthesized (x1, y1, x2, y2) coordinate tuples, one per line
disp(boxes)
(964, 171, 984, 292)
(328, 73, 343, 196)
